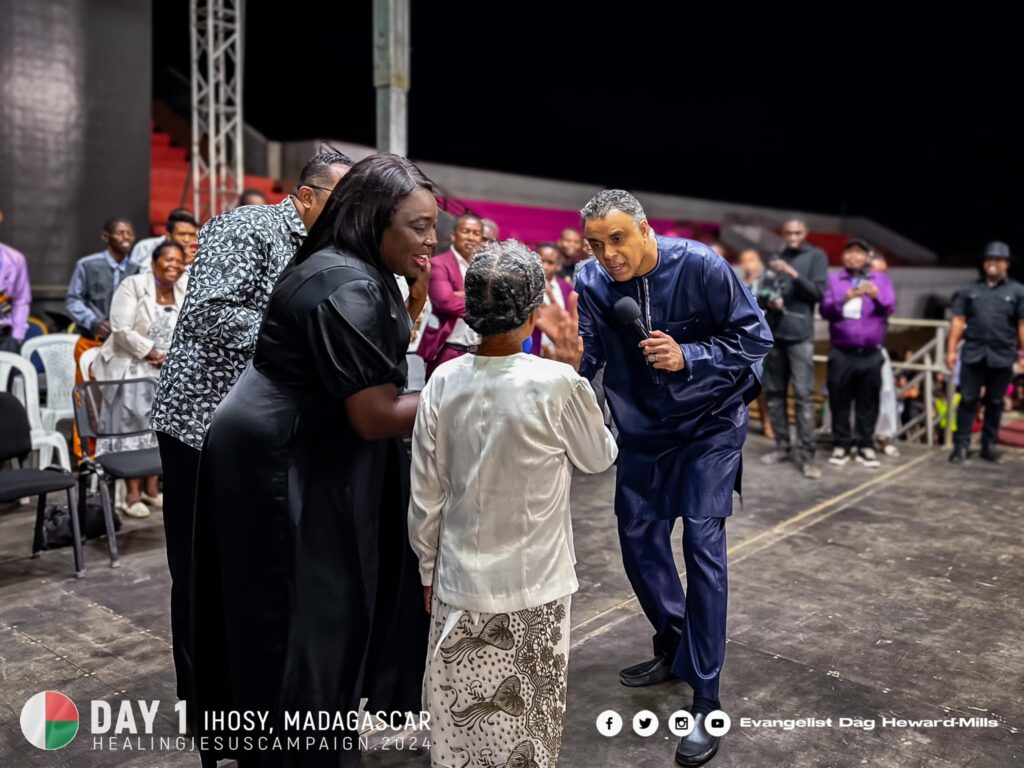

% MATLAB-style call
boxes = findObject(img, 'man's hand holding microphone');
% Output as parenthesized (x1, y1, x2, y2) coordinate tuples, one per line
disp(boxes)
(535, 294, 686, 373)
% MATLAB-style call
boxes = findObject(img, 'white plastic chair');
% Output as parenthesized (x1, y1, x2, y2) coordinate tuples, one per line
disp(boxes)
(77, 345, 110, 499)
(79, 346, 101, 381)
(21, 334, 80, 431)
(0, 351, 71, 470)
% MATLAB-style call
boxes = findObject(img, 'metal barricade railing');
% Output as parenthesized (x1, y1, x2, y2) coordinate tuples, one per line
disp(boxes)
(813, 318, 955, 448)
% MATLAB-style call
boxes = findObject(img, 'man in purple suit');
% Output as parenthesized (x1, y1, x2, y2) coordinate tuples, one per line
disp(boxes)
(417, 213, 484, 379)
(531, 242, 575, 356)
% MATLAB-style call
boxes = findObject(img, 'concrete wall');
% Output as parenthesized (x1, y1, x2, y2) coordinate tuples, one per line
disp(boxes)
(276, 139, 847, 227)
(880, 266, 976, 319)
(261, 138, 938, 265)
(0, 0, 152, 292)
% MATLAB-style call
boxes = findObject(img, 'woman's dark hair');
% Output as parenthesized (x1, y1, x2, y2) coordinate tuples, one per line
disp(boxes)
(152, 239, 186, 263)
(465, 239, 546, 336)
(292, 154, 437, 270)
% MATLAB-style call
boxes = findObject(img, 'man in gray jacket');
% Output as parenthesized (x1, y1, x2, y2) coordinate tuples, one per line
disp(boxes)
(66, 217, 139, 342)
(760, 217, 829, 479)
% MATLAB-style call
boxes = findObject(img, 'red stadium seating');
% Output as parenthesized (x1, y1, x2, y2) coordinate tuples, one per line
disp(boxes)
(148, 127, 285, 235)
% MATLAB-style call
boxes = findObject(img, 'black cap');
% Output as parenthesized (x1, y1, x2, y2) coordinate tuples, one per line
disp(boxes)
(842, 237, 873, 254)
(982, 241, 1012, 259)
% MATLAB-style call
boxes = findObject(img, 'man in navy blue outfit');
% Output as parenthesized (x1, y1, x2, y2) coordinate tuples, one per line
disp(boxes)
(547, 190, 772, 766)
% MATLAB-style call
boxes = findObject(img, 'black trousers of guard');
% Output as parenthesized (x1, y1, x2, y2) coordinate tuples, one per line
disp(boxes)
(954, 361, 1013, 450)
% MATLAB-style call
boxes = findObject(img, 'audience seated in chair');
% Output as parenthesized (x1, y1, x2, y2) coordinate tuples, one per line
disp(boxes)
(92, 241, 187, 517)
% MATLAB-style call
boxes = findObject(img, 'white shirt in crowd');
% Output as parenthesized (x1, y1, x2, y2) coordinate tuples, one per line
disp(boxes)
(408, 353, 618, 613)
(545, 277, 566, 309)
(394, 273, 430, 354)
(444, 248, 481, 348)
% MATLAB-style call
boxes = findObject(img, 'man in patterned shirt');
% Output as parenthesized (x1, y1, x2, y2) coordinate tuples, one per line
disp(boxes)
(151, 151, 352, 705)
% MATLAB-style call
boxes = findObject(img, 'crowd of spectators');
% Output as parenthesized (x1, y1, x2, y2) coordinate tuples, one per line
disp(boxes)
(1, 186, 1021, 507)
(1, 164, 1022, 768)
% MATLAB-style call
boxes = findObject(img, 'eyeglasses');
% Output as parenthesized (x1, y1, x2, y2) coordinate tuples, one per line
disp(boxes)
(296, 183, 335, 196)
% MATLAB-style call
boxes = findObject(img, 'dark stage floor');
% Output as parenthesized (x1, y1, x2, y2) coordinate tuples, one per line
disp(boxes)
(1, 436, 1021, 767)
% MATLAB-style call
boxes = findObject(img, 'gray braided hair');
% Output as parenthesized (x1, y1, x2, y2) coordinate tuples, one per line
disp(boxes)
(464, 239, 546, 337)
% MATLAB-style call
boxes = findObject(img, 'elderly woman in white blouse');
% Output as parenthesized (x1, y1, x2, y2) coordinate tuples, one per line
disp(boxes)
(93, 240, 187, 518)
(409, 240, 617, 768)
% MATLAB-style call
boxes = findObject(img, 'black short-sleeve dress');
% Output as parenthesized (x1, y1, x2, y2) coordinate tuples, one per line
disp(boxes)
(192, 248, 428, 766)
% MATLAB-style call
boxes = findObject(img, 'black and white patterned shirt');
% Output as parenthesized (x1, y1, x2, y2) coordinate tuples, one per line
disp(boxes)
(152, 198, 306, 449)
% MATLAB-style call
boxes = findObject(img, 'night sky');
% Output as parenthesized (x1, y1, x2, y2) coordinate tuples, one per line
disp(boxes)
(154, 3, 1021, 267)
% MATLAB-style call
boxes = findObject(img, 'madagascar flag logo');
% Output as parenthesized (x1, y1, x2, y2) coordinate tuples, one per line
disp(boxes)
(20, 691, 79, 750)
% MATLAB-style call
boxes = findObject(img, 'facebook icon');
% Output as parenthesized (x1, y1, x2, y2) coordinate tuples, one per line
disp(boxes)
(596, 710, 623, 737)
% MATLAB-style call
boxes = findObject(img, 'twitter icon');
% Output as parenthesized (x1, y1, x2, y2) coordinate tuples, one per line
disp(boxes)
(632, 710, 659, 737)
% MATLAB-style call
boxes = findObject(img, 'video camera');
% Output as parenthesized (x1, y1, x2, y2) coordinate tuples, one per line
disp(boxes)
(750, 264, 786, 311)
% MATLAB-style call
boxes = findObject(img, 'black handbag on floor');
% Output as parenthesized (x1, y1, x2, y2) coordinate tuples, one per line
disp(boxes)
(41, 496, 122, 550)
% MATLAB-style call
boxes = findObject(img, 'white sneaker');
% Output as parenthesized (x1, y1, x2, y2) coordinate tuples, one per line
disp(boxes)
(856, 448, 881, 468)
(760, 449, 792, 465)
(829, 447, 850, 466)
(882, 443, 900, 458)
(124, 501, 151, 519)
(801, 462, 822, 480)
(142, 492, 164, 509)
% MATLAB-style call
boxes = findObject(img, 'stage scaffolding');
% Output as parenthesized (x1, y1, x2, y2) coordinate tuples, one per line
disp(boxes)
(189, 0, 244, 220)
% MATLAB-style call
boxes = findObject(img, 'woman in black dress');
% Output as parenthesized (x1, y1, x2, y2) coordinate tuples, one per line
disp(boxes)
(192, 155, 437, 767)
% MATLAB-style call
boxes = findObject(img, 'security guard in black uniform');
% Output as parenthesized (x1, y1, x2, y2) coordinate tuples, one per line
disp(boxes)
(946, 241, 1024, 463)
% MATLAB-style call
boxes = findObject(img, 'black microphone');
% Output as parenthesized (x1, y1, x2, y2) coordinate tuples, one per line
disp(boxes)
(613, 296, 651, 341)
(614, 297, 659, 382)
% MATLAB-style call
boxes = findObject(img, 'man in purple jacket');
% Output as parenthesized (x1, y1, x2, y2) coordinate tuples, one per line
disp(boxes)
(821, 239, 896, 468)
(0, 209, 32, 352)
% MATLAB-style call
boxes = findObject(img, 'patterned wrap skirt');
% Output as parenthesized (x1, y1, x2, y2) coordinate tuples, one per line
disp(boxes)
(425, 593, 571, 768)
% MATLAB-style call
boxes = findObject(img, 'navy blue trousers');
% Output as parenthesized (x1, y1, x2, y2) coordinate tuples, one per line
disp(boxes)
(617, 515, 728, 699)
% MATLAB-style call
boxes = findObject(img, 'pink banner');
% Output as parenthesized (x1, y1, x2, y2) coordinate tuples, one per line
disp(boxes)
(460, 198, 711, 245)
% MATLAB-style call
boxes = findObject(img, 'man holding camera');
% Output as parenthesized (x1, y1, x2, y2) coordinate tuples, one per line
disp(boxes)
(760, 218, 829, 478)
(820, 239, 895, 468)
(738, 247, 784, 315)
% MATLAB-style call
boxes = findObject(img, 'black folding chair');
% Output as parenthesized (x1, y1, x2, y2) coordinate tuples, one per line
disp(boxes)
(0, 393, 84, 577)
(72, 377, 164, 569)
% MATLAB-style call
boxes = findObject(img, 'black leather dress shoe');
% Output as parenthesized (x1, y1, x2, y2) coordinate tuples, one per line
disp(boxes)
(948, 446, 968, 464)
(675, 711, 721, 766)
(618, 655, 674, 687)
(979, 445, 1003, 463)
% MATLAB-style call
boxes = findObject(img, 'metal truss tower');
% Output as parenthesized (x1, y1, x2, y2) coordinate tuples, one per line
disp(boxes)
(190, 0, 245, 220)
